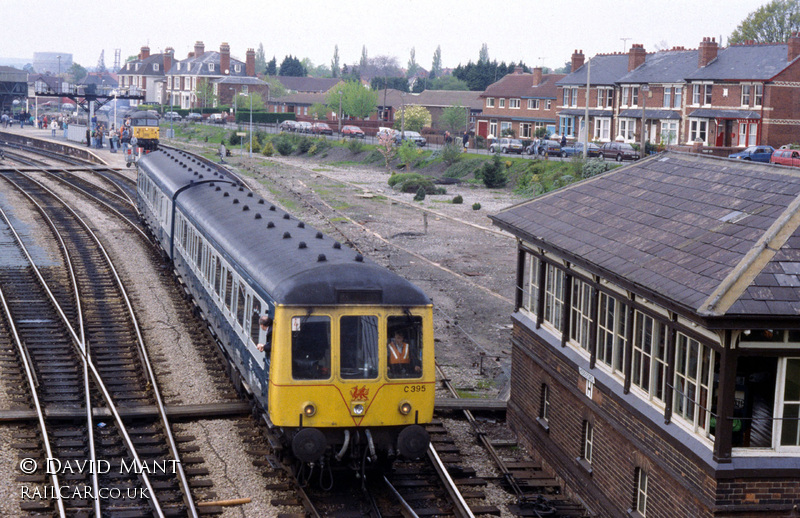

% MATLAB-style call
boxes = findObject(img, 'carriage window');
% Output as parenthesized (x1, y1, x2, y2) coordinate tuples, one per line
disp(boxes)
(291, 315, 331, 380)
(250, 298, 262, 345)
(213, 256, 221, 296)
(224, 270, 234, 310)
(340, 316, 378, 379)
(236, 284, 246, 327)
(195, 237, 202, 266)
(387, 315, 423, 379)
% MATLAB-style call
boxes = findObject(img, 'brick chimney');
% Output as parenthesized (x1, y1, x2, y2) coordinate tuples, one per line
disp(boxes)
(163, 47, 174, 73)
(532, 67, 543, 86)
(194, 41, 205, 59)
(789, 32, 800, 61)
(220, 42, 231, 75)
(246, 48, 255, 77)
(698, 37, 718, 67)
(628, 44, 646, 71)
(139, 46, 150, 60)
(514, 66, 524, 74)
(571, 49, 585, 73)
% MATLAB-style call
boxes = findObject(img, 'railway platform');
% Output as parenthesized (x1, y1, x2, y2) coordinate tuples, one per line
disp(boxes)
(0, 124, 129, 169)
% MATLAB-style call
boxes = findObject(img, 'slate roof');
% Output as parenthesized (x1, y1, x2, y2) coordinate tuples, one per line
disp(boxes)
(123, 53, 168, 77)
(276, 76, 342, 93)
(686, 43, 791, 81)
(173, 52, 247, 77)
(688, 108, 761, 119)
(557, 54, 630, 86)
(482, 73, 566, 100)
(403, 89, 484, 110)
(617, 49, 699, 84)
(490, 151, 800, 320)
(618, 109, 681, 120)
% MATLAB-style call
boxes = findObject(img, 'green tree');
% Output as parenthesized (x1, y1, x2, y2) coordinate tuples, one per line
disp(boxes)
(730, 0, 800, 43)
(310, 102, 329, 119)
(394, 105, 432, 132)
(440, 104, 468, 134)
(264, 76, 288, 98)
(429, 75, 469, 90)
(325, 80, 378, 119)
(279, 55, 306, 76)
(371, 76, 409, 92)
(478, 43, 490, 64)
(553, 61, 572, 74)
(407, 47, 419, 79)
(68, 62, 88, 83)
(360, 45, 368, 70)
(255, 43, 267, 75)
(266, 56, 277, 76)
(234, 92, 265, 111)
(331, 44, 340, 78)
(194, 79, 217, 109)
(430, 45, 442, 79)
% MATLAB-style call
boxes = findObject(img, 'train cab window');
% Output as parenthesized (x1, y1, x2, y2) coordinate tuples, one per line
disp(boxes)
(340, 316, 379, 379)
(225, 270, 234, 311)
(236, 284, 246, 327)
(291, 315, 331, 380)
(213, 257, 221, 296)
(387, 316, 423, 379)
(250, 299, 262, 345)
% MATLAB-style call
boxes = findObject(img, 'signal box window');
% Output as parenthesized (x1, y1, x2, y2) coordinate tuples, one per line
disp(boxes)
(387, 316, 423, 379)
(291, 315, 330, 380)
(340, 316, 379, 379)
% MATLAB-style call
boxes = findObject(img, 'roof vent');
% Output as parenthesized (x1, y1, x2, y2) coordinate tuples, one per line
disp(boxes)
(297, 222, 305, 228)
(255, 213, 262, 219)
(333, 242, 341, 249)
(283, 232, 291, 239)
(316, 232, 323, 239)
(223, 192, 230, 197)
(355, 254, 364, 262)
(242, 205, 249, 211)
(247, 192, 253, 197)
(283, 214, 290, 220)
(298, 242, 307, 249)
(198, 174, 204, 179)
(233, 199, 239, 204)
(720, 210, 749, 224)
(239, 187, 244, 192)
(215, 186, 221, 191)
(269, 205, 276, 211)
(258, 199, 265, 204)
(267, 221, 275, 228)
(318, 254, 327, 262)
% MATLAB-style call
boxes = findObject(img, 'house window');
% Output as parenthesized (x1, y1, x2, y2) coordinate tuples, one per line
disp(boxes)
(619, 119, 636, 141)
(632, 311, 668, 402)
(754, 84, 763, 106)
(563, 88, 570, 107)
(520, 122, 532, 138)
(596, 87, 604, 108)
(560, 116, 575, 137)
(571, 88, 578, 107)
(528, 99, 540, 110)
(663, 87, 671, 108)
(489, 120, 497, 137)
(741, 84, 751, 106)
(500, 121, 512, 136)
(749, 122, 758, 145)
(509, 98, 521, 109)
(635, 468, 648, 516)
(594, 117, 611, 141)
(673, 333, 717, 435)
(540, 383, 550, 421)
(674, 86, 682, 108)
(546, 100, 552, 110)
(234, 64, 241, 73)
(582, 421, 594, 463)
(660, 121, 678, 145)
(153, 63, 159, 72)
(486, 97, 495, 108)
(519, 253, 540, 316)
(597, 292, 627, 376)
(690, 119, 708, 143)
(209, 63, 215, 72)
(177, 63, 181, 71)
(704, 84, 713, 105)
(692, 84, 701, 105)
(569, 278, 593, 352)
(622, 87, 630, 106)
(543, 264, 565, 332)
(631, 86, 639, 107)
(499, 98, 506, 108)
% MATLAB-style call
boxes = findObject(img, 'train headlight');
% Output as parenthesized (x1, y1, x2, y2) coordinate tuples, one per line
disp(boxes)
(352, 404, 365, 416)
(303, 403, 316, 417)
(399, 401, 412, 415)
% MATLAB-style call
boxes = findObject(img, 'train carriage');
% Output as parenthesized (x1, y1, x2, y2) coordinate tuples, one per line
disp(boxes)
(137, 149, 434, 470)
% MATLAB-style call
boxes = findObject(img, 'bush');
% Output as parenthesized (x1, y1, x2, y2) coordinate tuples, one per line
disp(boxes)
(261, 141, 274, 156)
(347, 138, 366, 154)
(229, 132, 242, 146)
(581, 158, 608, 178)
(389, 173, 445, 195)
(274, 135, 294, 156)
(441, 143, 463, 165)
(297, 137, 313, 154)
(308, 139, 330, 156)
(414, 186, 426, 201)
(397, 140, 422, 169)
(452, 195, 463, 204)
(444, 158, 483, 179)
(472, 203, 481, 210)
(481, 155, 508, 188)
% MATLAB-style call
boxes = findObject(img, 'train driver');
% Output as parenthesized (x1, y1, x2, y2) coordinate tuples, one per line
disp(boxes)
(256, 315, 273, 352)
(387, 330, 420, 377)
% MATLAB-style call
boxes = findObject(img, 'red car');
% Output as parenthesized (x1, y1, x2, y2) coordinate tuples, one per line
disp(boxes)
(340, 125, 365, 138)
(310, 122, 333, 135)
(770, 148, 800, 167)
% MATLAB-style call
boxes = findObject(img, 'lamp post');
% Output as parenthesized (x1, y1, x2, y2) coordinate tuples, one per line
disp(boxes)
(249, 92, 253, 158)
(57, 55, 61, 94)
(337, 89, 343, 135)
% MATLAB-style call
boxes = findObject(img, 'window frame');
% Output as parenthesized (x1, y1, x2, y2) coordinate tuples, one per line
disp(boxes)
(509, 98, 521, 109)
(486, 97, 495, 108)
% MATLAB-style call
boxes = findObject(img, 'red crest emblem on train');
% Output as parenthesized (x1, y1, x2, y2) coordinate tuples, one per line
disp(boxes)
(350, 386, 369, 401)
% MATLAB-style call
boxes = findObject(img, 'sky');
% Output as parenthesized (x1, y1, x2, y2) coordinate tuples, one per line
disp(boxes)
(0, 0, 771, 72)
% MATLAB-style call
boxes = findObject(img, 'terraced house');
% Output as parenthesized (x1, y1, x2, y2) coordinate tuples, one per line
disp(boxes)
(491, 152, 800, 517)
(476, 67, 564, 141)
(555, 34, 800, 150)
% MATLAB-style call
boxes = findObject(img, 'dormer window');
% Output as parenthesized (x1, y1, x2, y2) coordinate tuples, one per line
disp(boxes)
(177, 63, 181, 71)
(209, 63, 215, 72)
(135, 63, 140, 71)
(153, 64, 159, 72)
(234, 64, 241, 73)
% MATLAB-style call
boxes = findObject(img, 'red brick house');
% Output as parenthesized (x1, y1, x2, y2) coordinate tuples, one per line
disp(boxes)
(476, 67, 565, 140)
(491, 152, 800, 517)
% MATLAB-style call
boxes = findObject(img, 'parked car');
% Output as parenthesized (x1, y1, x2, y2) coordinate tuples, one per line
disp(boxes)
(395, 130, 427, 147)
(489, 138, 524, 154)
(560, 142, 602, 158)
(209, 113, 226, 124)
(377, 127, 397, 139)
(526, 139, 561, 156)
(279, 120, 299, 132)
(164, 111, 182, 121)
(770, 148, 800, 167)
(310, 122, 333, 135)
(599, 142, 640, 161)
(295, 121, 313, 133)
(341, 125, 365, 138)
(728, 145, 775, 163)
(186, 112, 203, 122)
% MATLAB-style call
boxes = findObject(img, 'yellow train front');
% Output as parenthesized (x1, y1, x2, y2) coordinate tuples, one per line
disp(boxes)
(270, 304, 435, 467)
(129, 111, 160, 151)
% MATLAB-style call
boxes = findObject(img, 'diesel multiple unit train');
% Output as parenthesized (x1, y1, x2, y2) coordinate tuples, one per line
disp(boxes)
(136, 148, 434, 472)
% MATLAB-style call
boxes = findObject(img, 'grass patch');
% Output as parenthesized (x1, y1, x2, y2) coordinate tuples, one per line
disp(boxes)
(330, 216, 349, 223)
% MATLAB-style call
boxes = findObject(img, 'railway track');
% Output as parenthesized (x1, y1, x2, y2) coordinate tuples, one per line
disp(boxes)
(0, 169, 201, 516)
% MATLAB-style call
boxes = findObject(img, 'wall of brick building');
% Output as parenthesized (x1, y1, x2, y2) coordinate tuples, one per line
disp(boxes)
(508, 318, 796, 518)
